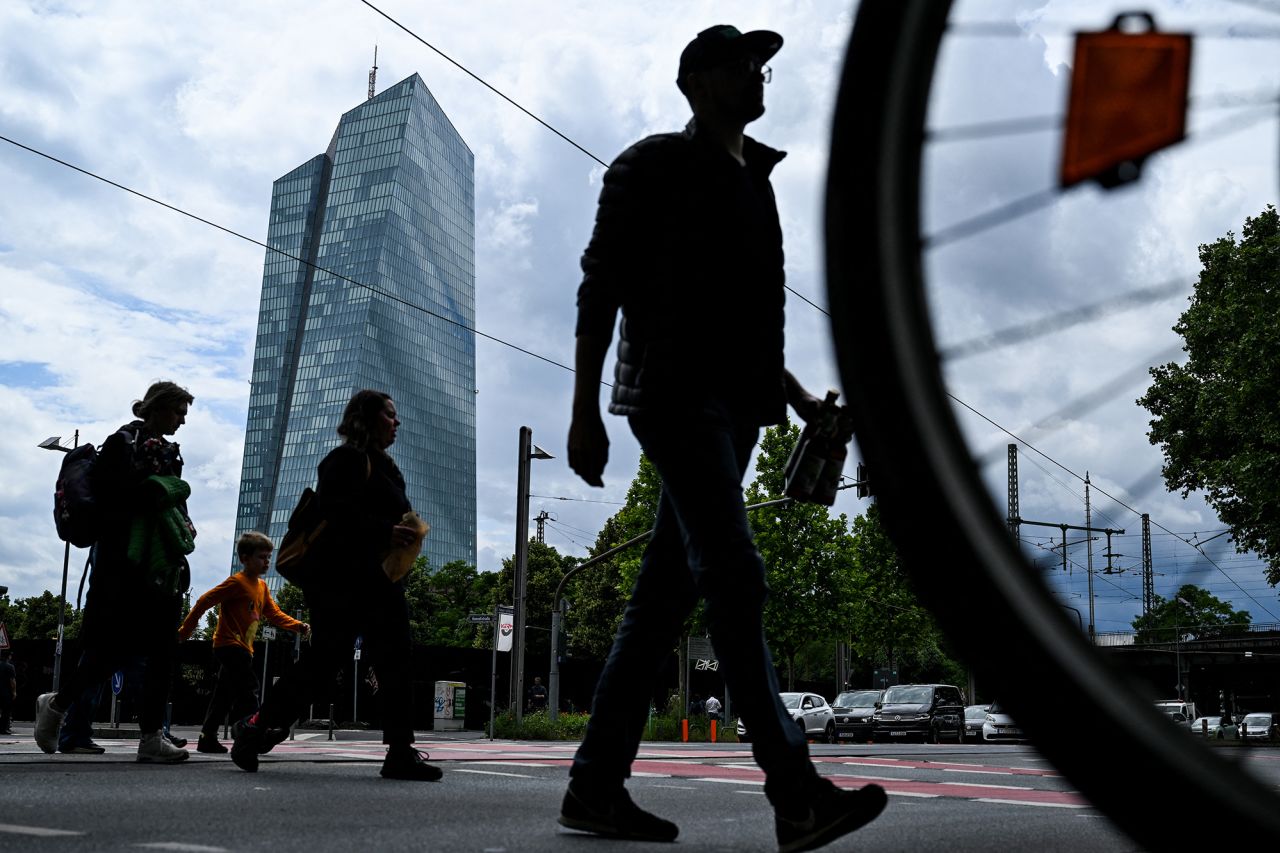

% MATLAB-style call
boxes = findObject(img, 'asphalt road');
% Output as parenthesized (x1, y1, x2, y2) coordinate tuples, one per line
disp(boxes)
(2, 727, 1274, 852)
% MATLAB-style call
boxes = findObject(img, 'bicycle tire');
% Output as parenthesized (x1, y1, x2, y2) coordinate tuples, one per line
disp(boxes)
(825, 0, 1280, 845)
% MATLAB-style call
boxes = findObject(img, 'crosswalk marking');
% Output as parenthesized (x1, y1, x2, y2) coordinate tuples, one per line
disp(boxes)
(0, 824, 84, 837)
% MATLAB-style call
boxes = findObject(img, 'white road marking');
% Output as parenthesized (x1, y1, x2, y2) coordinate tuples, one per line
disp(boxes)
(887, 791, 940, 798)
(452, 769, 533, 778)
(942, 768, 1014, 775)
(463, 761, 557, 768)
(975, 799, 1087, 809)
(630, 771, 672, 777)
(0, 824, 84, 837)
(692, 777, 765, 786)
(651, 785, 697, 790)
(939, 782, 1033, 791)
(829, 773, 904, 782)
(134, 844, 229, 851)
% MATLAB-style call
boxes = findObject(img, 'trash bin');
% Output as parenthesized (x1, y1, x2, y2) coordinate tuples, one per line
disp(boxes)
(434, 681, 466, 731)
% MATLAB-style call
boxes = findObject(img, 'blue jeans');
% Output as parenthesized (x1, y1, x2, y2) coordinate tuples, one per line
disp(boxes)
(569, 400, 817, 808)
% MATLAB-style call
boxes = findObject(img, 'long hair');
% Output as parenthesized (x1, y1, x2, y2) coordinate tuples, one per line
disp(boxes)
(132, 381, 194, 420)
(337, 389, 392, 450)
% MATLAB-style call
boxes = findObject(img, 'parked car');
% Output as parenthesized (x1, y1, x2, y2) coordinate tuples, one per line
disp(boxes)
(1190, 715, 1238, 739)
(1154, 700, 1198, 729)
(831, 689, 883, 741)
(981, 701, 1029, 743)
(737, 692, 836, 744)
(871, 683, 965, 744)
(964, 704, 991, 743)
(1240, 712, 1279, 744)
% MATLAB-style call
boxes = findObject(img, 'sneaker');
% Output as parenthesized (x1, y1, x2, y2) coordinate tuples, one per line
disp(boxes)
(230, 715, 264, 772)
(775, 780, 887, 853)
(558, 782, 678, 842)
(137, 730, 190, 764)
(34, 693, 66, 754)
(231, 716, 288, 755)
(164, 733, 188, 748)
(197, 735, 228, 754)
(380, 746, 443, 781)
(59, 739, 107, 755)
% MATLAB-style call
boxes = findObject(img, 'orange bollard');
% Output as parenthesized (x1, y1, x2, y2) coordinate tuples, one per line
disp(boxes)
(711, 720, 718, 743)
(682, 718, 689, 742)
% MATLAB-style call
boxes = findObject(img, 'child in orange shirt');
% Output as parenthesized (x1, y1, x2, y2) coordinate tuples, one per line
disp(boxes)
(178, 531, 309, 754)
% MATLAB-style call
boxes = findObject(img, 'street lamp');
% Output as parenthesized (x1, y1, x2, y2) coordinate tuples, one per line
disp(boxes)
(38, 431, 78, 692)
(511, 426, 553, 723)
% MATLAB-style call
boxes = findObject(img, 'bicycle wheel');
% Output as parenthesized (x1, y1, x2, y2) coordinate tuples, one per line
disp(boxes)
(826, 0, 1280, 846)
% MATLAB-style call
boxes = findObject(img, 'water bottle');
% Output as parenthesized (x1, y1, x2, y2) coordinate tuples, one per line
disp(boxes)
(784, 390, 841, 503)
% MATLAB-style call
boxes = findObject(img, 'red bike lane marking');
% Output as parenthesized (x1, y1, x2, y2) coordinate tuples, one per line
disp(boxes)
(815, 756, 1060, 777)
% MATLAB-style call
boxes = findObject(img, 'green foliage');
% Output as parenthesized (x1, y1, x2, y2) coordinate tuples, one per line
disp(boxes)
(492, 543, 578, 659)
(563, 458, 662, 659)
(1138, 206, 1280, 585)
(746, 421, 860, 689)
(275, 582, 308, 625)
(846, 502, 962, 683)
(1132, 584, 1252, 645)
(404, 558, 500, 648)
(6, 591, 71, 641)
(490, 709, 590, 740)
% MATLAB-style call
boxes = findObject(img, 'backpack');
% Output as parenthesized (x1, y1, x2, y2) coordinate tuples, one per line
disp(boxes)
(53, 443, 103, 548)
(53, 428, 135, 548)
(275, 487, 327, 587)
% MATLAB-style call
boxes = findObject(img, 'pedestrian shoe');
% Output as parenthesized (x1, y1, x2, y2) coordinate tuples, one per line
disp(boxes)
(775, 780, 888, 853)
(230, 715, 264, 772)
(196, 735, 228, 754)
(558, 783, 679, 842)
(164, 733, 188, 748)
(34, 692, 66, 754)
(137, 730, 190, 764)
(380, 746, 443, 781)
(59, 740, 107, 755)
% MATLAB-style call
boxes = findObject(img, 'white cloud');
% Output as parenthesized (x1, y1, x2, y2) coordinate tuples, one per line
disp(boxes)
(0, 0, 1276, 637)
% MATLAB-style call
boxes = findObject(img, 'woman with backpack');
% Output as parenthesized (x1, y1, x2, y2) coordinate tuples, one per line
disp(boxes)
(34, 380, 197, 763)
(229, 389, 440, 781)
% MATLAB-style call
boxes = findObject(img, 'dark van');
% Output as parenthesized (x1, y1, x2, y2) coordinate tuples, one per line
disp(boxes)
(871, 683, 966, 743)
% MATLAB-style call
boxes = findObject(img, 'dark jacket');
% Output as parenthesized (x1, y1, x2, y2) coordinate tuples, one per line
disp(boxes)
(575, 120, 789, 425)
(314, 444, 411, 584)
(90, 422, 191, 594)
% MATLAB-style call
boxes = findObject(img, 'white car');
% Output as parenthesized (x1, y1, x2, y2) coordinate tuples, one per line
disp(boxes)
(1190, 715, 1238, 739)
(981, 701, 1028, 743)
(1240, 712, 1278, 744)
(737, 692, 836, 743)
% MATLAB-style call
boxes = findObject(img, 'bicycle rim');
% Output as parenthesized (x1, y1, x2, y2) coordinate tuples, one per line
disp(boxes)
(825, 0, 1280, 844)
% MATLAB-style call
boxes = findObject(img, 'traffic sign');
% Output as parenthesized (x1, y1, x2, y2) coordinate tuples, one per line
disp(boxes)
(467, 614, 494, 623)
(262, 626, 278, 640)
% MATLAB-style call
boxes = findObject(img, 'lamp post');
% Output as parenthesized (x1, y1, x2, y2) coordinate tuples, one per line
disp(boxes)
(511, 426, 552, 723)
(38, 432, 77, 692)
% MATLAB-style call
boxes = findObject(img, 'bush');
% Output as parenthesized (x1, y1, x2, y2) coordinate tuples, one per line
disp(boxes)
(490, 710, 591, 740)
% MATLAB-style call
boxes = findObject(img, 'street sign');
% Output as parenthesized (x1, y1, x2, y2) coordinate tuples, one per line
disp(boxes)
(696, 659, 719, 671)
(262, 626, 278, 640)
(467, 614, 494, 623)
(111, 671, 124, 696)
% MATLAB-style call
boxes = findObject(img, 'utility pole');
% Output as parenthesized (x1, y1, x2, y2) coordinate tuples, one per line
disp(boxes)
(511, 427, 552, 722)
(1085, 473, 1096, 641)
(1007, 444, 1020, 541)
(1142, 514, 1154, 617)
(534, 510, 549, 544)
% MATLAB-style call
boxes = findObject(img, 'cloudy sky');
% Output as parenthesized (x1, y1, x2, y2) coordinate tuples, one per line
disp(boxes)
(1, 0, 1276, 639)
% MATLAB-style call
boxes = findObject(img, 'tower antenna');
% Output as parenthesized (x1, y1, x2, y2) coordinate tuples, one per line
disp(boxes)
(368, 45, 378, 100)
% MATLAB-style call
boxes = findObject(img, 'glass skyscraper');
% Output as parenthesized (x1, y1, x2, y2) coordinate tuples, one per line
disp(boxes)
(234, 74, 476, 588)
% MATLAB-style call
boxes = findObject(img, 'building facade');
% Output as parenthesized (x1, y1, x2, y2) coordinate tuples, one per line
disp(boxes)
(234, 74, 476, 587)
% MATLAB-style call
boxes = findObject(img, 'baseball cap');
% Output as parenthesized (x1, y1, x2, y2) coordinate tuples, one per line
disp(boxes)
(677, 25, 783, 90)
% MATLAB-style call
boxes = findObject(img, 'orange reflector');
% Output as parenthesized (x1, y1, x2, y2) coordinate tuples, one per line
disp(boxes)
(1061, 13, 1191, 189)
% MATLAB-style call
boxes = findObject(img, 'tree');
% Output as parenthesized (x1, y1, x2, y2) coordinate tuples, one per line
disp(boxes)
(746, 421, 860, 689)
(846, 502, 964, 687)
(1132, 584, 1251, 645)
(563, 455, 662, 659)
(9, 591, 70, 641)
(493, 542, 579, 661)
(1139, 205, 1280, 585)
(403, 558, 500, 648)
